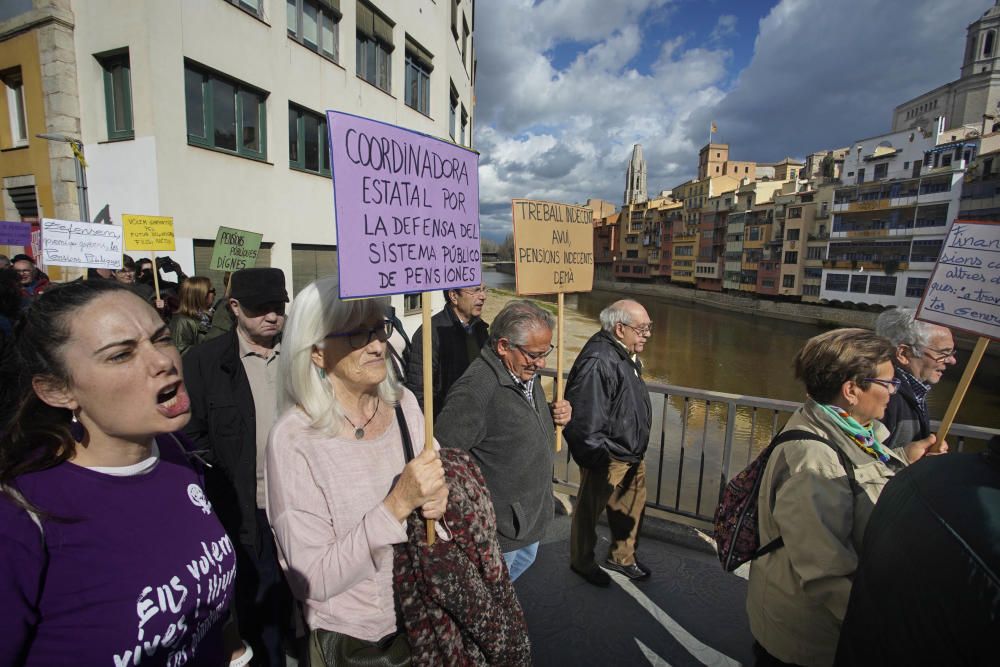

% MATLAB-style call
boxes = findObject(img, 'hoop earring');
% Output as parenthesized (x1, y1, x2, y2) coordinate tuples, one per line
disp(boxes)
(69, 410, 85, 443)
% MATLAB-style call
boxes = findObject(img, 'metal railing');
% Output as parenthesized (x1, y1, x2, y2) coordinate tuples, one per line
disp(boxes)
(540, 370, 1000, 531)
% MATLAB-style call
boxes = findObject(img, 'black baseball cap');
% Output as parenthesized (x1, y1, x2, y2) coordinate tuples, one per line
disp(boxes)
(229, 268, 289, 308)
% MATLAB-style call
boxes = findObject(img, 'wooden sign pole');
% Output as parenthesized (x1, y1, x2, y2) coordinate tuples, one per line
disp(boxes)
(555, 292, 565, 452)
(150, 252, 161, 301)
(421, 294, 436, 545)
(934, 336, 990, 450)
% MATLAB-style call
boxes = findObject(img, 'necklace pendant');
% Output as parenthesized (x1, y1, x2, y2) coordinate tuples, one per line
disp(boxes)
(354, 428, 365, 439)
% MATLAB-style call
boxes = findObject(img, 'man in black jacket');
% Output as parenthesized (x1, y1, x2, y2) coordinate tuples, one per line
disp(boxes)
(183, 268, 291, 666)
(875, 307, 957, 448)
(404, 285, 489, 415)
(565, 299, 653, 586)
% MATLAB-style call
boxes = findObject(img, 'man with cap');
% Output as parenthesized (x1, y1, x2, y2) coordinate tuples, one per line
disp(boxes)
(183, 267, 293, 666)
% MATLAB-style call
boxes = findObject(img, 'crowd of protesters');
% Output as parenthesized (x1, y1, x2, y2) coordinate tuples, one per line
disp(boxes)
(0, 260, 996, 667)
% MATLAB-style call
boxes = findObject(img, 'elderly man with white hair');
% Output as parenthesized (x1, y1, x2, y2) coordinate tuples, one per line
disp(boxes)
(875, 307, 958, 449)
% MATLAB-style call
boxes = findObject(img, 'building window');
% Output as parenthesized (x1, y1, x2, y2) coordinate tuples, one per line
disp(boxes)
(906, 277, 928, 298)
(459, 104, 467, 145)
(451, 0, 460, 39)
(448, 83, 458, 140)
(224, 0, 264, 18)
(185, 62, 268, 160)
(288, 0, 341, 61)
(826, 274, 848, 292)
(462, 16, 470, 66)
(356, 1, 394, 93)
(783, 251, 798, 264)
(873, 162, 888, 180)
(96, 51, 134, 140)
(806, 246, 824, 260)
(984, 30, 996, 58)
(626, 250, 639, 259)
(289, 104, 329, 176)
(850, 274, 868, 293)
(782, 275, 795, 288)
(910, 239, 943, 262)
(291, 243, 338, 295)
(868, 275, 898, 296)
(404, 293, 422, 314)
(788, 207, 802, 219)
(804, 267, 823, 279)
(2, 68, 27, 147)
(404, 39, 432, 115)
(786, 228, 801, 241)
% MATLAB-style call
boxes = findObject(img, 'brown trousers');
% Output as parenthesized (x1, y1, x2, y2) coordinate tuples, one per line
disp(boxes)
(570, 459, 647, 568)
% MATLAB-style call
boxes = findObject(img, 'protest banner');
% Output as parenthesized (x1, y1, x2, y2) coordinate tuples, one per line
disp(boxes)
(916, 219, 998, 447)
(0, 220, 32, 246)
(209, 226, 263, 272)
(40, 218, 123, 269)
(328, 111, 480, 543)
(327, 111, 481, 299)
(123, 214, 176, 300)
(122, 214, 176, 252)
(511, 198, 595, 451)
(511, 199, 595, 296)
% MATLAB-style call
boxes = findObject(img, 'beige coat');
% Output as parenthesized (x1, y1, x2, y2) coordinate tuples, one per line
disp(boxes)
(746, 399, 907, 666)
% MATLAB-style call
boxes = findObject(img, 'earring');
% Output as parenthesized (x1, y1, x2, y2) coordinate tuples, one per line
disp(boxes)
(316, 366, 327, 380)
(69, 410, 85, 443)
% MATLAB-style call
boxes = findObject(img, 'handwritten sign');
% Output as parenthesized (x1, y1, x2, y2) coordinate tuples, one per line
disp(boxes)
(917, 220, 1000, 340)
(512, 199, 594, 295)
(0, 220, 32, 246)
(40, 218, 123, 269)
(123, 214, 175, 251)
(209, 226, 262, 272)
(327, 111, 481, 299)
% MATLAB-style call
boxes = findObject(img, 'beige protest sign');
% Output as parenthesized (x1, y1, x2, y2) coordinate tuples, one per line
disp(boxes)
(512, 199, 594, 295)
(122, 214, 175, 252)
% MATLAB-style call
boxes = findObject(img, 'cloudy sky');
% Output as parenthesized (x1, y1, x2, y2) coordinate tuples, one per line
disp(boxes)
(473, 0, 996, 240)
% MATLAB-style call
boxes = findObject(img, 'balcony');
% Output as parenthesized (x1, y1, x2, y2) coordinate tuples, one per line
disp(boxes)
(695, 261, 720, 278)
(822, 259, 909, 271)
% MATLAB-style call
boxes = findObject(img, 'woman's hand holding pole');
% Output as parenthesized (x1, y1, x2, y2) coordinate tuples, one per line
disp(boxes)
(385, 444, 448, 522)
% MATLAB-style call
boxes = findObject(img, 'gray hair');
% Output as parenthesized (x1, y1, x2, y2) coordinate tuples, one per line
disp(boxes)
(489, 300, 554, 348)
(600, 299, 642, 333)
(277, 275, 401, 435)
(874, 307, 937, 352)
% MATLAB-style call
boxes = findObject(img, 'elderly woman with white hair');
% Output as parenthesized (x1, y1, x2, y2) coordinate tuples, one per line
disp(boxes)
(264, 276, 447, 664)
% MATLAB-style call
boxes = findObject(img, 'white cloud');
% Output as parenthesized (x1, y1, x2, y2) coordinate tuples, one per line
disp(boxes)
(710, 14, 738, 42)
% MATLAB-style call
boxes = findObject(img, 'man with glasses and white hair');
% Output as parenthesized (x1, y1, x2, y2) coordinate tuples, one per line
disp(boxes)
(875, 306, 958, 449)
(183, 267, 295, 665)
(565, 299, 653, 586)
(404, 284, 489, 416)
(435, 300, 572, 581)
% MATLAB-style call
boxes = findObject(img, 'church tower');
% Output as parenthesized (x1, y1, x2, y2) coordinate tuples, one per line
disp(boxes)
(624, 144, 648, 205)
(961, 1, 1000, 79)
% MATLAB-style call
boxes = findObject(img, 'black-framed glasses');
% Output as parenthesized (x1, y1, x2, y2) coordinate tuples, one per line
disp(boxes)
(326, 319, 394, 349)
(515, 343, 555, 362)
(863, 377, 901, 394)
(623, 322, 653, 336)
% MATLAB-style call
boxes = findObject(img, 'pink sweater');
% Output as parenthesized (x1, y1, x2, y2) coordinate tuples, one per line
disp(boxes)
(265, 389, 432, 641)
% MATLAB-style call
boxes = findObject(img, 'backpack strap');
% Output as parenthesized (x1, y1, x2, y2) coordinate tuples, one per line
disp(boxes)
(395, 404, 415, 463)
(754, 429, 858, 559)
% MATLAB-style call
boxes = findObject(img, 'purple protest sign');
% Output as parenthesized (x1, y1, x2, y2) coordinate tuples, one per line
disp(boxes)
(0, 220, 32, 246)
(327, 111, 480, 299)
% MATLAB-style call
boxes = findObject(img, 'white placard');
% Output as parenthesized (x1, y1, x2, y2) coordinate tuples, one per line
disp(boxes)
(917, 219, 1000, 340)
(41, 218, 124, 269)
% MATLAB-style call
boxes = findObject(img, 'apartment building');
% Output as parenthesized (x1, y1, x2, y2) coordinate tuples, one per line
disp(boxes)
(823, 126, 967, 307)
(1, 0, 475, 328)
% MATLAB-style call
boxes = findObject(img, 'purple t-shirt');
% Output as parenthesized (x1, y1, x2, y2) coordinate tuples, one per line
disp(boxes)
(0, 433, 235, 666)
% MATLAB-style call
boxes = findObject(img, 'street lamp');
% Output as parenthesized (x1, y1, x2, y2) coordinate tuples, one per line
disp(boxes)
(36, 132, 90, 223)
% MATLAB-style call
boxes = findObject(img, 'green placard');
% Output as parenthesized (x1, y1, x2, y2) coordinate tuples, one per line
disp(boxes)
(209, 226, 263, 272)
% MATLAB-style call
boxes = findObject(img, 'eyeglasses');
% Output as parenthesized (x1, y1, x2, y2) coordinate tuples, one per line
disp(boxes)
(515, 344, 554, 362)
(326, 319, 394, 349)
(623, 322, 653, 336)
(920, 346, 956, 362)
(863, 377, 901, 394)
(458, 287, 486, 296)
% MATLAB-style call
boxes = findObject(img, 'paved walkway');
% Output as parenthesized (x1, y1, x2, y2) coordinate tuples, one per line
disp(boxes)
(513, 512, 754, 666)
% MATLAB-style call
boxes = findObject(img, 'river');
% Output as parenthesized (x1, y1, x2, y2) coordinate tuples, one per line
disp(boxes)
(482, 268, 1000, 433)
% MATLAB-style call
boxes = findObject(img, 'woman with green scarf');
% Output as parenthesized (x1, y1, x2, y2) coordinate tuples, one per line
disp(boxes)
(746, 328, 943, 667)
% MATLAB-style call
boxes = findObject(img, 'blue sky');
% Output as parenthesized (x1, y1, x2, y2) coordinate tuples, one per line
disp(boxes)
(473, 0, 996, 240)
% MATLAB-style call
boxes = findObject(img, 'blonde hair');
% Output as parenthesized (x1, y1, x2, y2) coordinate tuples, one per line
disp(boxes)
(278, 275, 401, 435)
